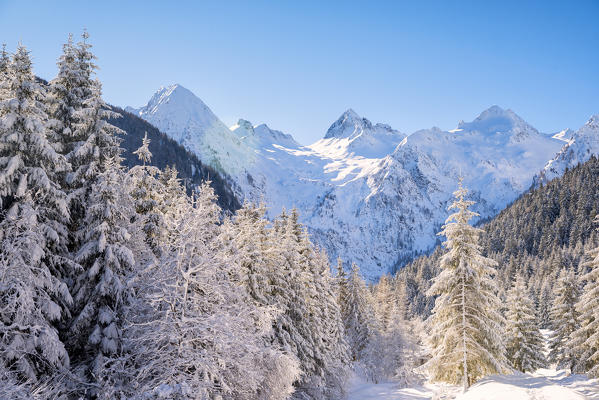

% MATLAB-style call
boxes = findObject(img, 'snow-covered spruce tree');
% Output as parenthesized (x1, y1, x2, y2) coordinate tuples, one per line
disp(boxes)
(126, 183, 294, 400)
(535, 279, 553, 329)
(226, 202, 273, 305)
(570, 217, 599, 377)
(66, 156, 135, 397)
(392, 275, 409, 322)
(341, 263, 396, 384)
(391, 274, 428, 374)
(128, 132, 164, 259)
(64, 31, 122, 238)
(505, 275, 547, 372)
(0, 44, 9, 88)
(364, 274, 413, 385)
(301, 248, 350, 399)
(158, 165, 188, 225)
(340, 263, 375, 364)
(425, 180, 507, 390)
(277, 210, 349, 400)
(47, 34, 82, 157)
(373, 275, 394, 332)
(57, 31, 131, 395)
(0, 45, 72, 384)
(335, 257, 347, 304)
(267, 210, 314, 388)
(219, 202, 301, 399)
(548, 268, 581, 370)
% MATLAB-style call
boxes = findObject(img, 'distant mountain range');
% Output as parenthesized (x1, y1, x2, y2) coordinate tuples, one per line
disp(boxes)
(126, 84, 599, 280)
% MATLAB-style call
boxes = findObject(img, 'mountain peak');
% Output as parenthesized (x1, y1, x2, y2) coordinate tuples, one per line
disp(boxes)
(133, 84, 221, 132)
(456, 105, 538, 139)
(144, 83, 202, 109)
(481, 104, 506, 114)
(585, 114, 599, 129)
(325, 109, 374, 139)
(236, 118, 254, 131)
(472, 105, 521, 123)
(230, 119, 255, 138)
(341, 108, 360, 119)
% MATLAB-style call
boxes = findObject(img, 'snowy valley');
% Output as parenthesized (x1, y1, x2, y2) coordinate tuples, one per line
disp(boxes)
(128, 84, 599, 279)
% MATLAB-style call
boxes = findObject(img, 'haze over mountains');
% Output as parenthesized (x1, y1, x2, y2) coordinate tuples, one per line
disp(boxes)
(127, 84, 599, 279)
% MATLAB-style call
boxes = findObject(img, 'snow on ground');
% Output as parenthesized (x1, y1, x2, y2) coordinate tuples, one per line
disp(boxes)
(348, 369, 599, 400)
(456, 369, 599, 400)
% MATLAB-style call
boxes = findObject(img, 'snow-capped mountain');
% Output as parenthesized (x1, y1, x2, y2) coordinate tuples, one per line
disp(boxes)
(128, 85, 589, 280)
(537, 115, 599, 183)
(310, 109, 406, 159)
(126, 84, 253, 175)
(301, 106, 565, 278)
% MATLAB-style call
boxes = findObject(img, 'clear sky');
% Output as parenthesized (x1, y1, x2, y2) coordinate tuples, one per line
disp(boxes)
(1, 0, 598, 144)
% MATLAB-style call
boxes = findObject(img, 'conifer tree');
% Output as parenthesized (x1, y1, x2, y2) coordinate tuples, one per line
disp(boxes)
(227, 202, 272, 305)
(0, 45, 71, 383)
(270, 210, 314, 376)
(128, 133, 163, 258)
(570, 216, 599, 377)
(549, 268, 581, 370)
(301, 248, 349, 399)
(219, 202, 301, 399)
(365, 274, 412, 384)
(67, 156, 135, 395)
(425, 180, 507, 390)
(264, 209, 350, 400)
(57, 31, 131, 395)
(335, 257, 347, 303)
(158, 165, 188, 225)
(505, 276, 547, 372)
(373, 275, 394, 332)
(341, 263, 375, 363)
(47, 34, 82, 157)
(0, 44, 9, 90)
(535, 278, 553, 329)
(66, 31, 122, 230)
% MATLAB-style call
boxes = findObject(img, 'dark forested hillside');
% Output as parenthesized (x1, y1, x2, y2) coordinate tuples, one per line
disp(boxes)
(399, 156, 599, 319)
(109, 106, 240, 212)
(481, 158, 599, 259)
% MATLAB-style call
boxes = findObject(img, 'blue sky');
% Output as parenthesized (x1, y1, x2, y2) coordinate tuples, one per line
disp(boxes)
(0, 0, 598, 143)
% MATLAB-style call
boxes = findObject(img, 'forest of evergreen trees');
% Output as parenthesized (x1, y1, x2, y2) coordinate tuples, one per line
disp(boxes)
(1, 32, 598, 399)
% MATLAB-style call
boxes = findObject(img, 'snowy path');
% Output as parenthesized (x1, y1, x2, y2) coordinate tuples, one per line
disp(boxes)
(348, 368, 599, 400)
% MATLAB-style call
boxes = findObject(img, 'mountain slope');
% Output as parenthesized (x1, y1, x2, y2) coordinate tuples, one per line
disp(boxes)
(128, 85, 585, 280)
(537, 115, 599, 183)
